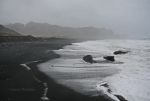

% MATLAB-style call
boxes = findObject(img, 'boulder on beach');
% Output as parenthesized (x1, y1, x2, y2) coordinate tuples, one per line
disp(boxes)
(113, 50, 129, 55)
(82, 55, 95, 63)
(103, 56, 115, 62)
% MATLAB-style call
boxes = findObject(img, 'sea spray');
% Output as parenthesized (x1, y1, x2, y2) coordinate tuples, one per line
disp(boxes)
(39, 40, 150, 101)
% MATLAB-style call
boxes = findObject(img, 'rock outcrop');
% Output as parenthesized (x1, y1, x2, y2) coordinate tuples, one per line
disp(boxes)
(83, 55, 115, 63)
(82, 55, 95, 63)
(113, 50, 129, 55)
(115, 95, 128, 101)
(103, 56, 115, 62)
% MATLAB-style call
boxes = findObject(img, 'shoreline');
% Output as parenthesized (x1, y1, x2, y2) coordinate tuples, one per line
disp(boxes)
(27, 52, 115, 101)
(28, 51, 127, 101)
(0, 39, 127, 101)
(0, 39, 72, 101)
(27, 52, 60, 101)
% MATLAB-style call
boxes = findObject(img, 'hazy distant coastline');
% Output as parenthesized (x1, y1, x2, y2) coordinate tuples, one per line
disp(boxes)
(5, 22, 116, 40)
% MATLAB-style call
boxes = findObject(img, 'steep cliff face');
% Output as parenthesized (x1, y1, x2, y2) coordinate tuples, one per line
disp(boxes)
(0, 25, 21, 36)
(0, 25, 39, 42)
(6, 22, 117, 40)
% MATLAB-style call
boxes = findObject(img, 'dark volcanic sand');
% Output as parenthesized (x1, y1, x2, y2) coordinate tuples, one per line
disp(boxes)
(0, 40, 116, 101)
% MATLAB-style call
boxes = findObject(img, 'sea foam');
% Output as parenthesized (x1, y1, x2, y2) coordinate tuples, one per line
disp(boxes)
(38, 40, 150, 101)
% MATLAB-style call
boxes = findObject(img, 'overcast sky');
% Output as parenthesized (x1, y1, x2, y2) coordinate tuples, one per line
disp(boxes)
(0, 0, 150, 37)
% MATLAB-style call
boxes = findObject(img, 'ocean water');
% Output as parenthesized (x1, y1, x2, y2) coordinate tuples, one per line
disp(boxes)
(38, 40, 150, 101)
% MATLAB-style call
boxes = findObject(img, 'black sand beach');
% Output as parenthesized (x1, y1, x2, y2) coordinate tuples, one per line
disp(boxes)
(0, 39, 121, 101)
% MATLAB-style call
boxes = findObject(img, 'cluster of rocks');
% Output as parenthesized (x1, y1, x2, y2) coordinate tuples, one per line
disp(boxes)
(82, 50, 129, 63)
(83, 50, 129, 101)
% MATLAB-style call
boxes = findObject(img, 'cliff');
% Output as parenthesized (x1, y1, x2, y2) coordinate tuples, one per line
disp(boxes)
(0, 25, 21, 36)
(0, 25, 39, 42)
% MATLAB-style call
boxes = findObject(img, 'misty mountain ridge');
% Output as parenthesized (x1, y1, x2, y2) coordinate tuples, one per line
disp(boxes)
(5, 22, 116, 40)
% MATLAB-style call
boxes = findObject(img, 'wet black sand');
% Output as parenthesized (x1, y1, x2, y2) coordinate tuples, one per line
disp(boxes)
(0, 39, 72, 101)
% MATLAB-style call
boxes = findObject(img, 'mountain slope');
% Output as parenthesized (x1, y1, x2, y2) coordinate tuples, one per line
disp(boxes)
(0, 25, 21, 36)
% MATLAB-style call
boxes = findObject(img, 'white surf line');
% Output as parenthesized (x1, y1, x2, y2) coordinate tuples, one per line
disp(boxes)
(20, 63, 42, 83)
(40, 83, 50, 101)
(25, 60, 42, 64)
(20, 60, 42, 71)
(20, 60, 50, 101)
(20, 64, 31, 71)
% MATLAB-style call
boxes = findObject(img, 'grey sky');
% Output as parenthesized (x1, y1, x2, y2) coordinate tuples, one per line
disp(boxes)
(0, 0, 150, 36)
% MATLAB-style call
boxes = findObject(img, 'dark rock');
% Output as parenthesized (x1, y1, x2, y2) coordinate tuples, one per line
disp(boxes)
(107, 88, 112, 93)
(103, 56, 115, 62)
(113, 50, 129, 55)
(115, 95, 128, 101)
(83, 55, 94, 63)
(101, 83, 112, 93)
(101, 83, 109, 88)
